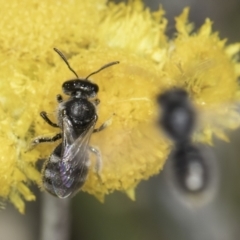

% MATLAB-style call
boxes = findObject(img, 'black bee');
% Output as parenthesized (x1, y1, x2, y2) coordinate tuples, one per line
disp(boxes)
(157, 88, 210, 194)
(32, 48, 119, 198)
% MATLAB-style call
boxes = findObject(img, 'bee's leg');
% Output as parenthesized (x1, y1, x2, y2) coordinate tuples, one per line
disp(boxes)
(30, 133, 62, 150)
(93, 116, 113, 133)
(89, 146, 102, 182)
(40, 111, 59, 128)
(56, 94, 63, 103)
(92, 98, 100, 106)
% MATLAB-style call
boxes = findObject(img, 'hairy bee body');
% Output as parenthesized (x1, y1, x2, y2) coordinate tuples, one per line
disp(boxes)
(157, 88, 213, 197)
(42, 143, 89, 197)
(31, 48, 119, 198)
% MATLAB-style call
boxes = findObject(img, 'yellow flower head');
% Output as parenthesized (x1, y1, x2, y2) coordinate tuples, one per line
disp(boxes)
(0, 0, 239, 213)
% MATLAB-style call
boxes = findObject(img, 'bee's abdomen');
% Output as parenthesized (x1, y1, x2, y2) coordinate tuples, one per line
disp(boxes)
(42, 144, 89, 198)
(42, 148, 61, 197)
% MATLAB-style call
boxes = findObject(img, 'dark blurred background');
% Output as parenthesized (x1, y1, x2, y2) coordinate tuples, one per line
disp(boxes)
(1, 0, 240, 239)
(146, 0, 240, 43)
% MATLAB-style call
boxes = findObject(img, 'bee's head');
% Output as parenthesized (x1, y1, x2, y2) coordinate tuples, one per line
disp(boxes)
(53, 48, 119, 98)
(157, 88, 188, 108)
(62, 79, 99, 98)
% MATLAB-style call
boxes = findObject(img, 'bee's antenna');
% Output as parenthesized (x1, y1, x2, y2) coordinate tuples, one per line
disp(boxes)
(85, 61, 120, 80)
(53, 48, 79, 78)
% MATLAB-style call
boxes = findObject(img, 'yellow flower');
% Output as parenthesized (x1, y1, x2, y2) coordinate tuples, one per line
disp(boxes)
(0, 0, 239, 213)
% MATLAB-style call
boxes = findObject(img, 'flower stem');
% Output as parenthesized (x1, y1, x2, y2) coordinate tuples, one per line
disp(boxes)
(40, 192, 70, 240)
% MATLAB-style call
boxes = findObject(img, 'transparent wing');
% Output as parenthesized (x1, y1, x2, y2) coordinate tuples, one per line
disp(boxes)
(53, 114, 97, 198)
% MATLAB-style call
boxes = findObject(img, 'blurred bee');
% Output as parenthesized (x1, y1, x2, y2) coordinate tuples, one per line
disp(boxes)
(157, 88, 218, 205)
(31, 48, 119, 198)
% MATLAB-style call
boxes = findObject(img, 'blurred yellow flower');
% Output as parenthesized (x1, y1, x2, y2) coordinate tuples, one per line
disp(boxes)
(0, 0, 239, 213)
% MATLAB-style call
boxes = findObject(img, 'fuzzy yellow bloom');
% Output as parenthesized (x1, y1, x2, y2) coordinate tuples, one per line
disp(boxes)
(0, 0, 239, 213)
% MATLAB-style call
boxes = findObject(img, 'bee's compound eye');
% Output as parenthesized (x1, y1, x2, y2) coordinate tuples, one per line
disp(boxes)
(91, 84, 99, 94)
